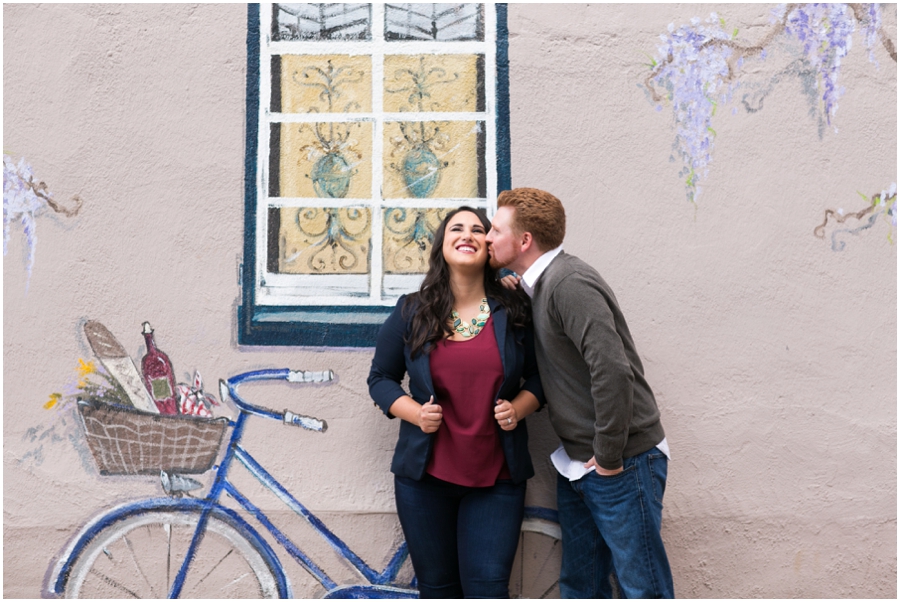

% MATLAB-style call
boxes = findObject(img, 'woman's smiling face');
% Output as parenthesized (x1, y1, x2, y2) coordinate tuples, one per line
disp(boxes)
(442, 210, 488, 271)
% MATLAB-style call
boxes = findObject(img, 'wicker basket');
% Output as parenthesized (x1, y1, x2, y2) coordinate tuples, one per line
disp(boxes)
(77, 399, 229, 476)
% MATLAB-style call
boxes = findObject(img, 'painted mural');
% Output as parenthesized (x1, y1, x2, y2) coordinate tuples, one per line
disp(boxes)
(3, 154, 83, 287)
(814, 184, 898, 250)
(268, 9, 487, 285)
(644, 3, 897, 247)
(249, 2, 500, 345)
(42, 320, 422, 598)
(39, 318, 560, 597)
(5, 2, 895, 599)
(29, 8, 549, 596)
(35, 320, 372, 596)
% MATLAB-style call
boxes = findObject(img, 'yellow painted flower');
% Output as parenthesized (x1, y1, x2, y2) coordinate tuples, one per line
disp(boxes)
(76, 358, 97, 388)
(44, 393, 62, 410)
(77, 358, 96, 377)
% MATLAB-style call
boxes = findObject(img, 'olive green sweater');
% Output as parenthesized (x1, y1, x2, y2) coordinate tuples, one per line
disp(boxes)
(531, 252, 665, 470)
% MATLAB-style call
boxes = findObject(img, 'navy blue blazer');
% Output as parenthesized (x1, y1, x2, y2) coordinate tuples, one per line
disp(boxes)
(367, 294, 545, 483)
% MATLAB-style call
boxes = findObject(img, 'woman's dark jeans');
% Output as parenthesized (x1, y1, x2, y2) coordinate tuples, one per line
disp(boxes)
(394, 474, 526, 598)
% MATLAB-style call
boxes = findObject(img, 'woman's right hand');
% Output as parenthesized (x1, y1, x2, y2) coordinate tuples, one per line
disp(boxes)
(418, 396, 443, 433)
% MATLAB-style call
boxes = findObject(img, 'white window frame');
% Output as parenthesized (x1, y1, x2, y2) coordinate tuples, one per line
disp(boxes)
(240, 3, 510, 347)
(256, 3, 497, 307)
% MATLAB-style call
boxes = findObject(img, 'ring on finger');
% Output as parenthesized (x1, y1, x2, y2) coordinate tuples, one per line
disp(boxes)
(507, 417, 512, 425)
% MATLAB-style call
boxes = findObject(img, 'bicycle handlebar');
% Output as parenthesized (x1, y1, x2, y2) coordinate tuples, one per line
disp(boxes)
(284, 410, 328, 432)
(287, 370, 335, 383)
(227, 368, 335, 386)
(220, 369, 334, 431)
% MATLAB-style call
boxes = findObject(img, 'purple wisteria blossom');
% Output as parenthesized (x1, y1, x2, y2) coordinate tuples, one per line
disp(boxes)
(863, 3, 882, 65)
(875, 182, 897, 228)
(651, 13, 737, 203)
(649, 4, 885, 205)
(778, 4, 859, 126)
(3, 155, 46, 285)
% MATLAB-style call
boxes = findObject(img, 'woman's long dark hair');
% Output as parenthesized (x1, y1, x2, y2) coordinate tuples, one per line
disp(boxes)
(403, 206, 530, 358)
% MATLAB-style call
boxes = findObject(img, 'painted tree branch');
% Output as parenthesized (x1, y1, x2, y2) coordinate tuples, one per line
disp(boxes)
(645, 4, 895, 205)
(29, 178, 83, 217)
(644, 5, 796, 104)
(645, 4, 896, 104)
(813, 205, 875, 238)
(4, 155, 85, 288)
(848, 3, 897, 61)
(814, 188, 897, 239)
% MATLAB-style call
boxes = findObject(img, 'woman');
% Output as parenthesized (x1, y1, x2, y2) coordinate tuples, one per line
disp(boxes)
(368, 207, 544, 599)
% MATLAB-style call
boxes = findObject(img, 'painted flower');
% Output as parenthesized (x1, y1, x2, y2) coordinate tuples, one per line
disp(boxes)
(77, 358, 97, 377)
(651, 13, 736, 202)
(650, 5, 884, 204)
(3, 155, 45, 279)
(76, 358, 97, 387)
(44, 393, 62, 410)
(781, 4, 858, 126)
(880, 182, 897, 227)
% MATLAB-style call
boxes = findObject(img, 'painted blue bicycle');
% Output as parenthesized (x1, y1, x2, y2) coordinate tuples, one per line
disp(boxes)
(47, 368, 562, 599)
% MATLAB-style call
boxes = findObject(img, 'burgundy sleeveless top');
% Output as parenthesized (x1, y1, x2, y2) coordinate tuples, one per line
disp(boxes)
(426, 316, 511, 486)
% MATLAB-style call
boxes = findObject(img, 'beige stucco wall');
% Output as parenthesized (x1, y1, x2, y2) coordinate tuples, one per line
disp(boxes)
(4, 3, 896, 598)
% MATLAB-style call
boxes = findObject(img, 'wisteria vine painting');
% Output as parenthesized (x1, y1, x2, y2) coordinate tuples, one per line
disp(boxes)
(3, 155, 82, 288)
(645, 3, 896, 207)
(814, 183, 897, 251)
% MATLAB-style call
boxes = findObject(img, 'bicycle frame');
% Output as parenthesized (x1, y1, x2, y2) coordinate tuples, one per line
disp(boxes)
(49, 368, 417, 599)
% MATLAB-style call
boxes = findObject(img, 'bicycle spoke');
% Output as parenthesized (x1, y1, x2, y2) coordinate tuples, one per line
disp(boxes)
(534, 538, 560, 582)
(539, 579, 560, 599)
(165, 522, 172, 595)
(220, 571, 253, 594)
(124, 531, 158, 598)
(517, 532, 525, 597)
(88, 567, 142, 599)
(184, 548, 235, 597)
(515, 530, 561, 599)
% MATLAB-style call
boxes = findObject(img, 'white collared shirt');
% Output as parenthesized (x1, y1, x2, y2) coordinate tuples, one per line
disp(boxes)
(521, 245, 563, 298)
(552, 439, 671, 481)
(520, 246, 671, 479)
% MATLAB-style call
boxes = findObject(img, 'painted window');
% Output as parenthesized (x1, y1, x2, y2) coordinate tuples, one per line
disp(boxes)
(241, 3, 510, 346)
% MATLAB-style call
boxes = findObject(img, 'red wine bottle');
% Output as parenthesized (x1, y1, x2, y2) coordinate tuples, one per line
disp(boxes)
(140, 322, 178, 414)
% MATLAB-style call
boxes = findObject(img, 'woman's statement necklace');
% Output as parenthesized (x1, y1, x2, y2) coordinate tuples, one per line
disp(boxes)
(452, 298, 490, 337)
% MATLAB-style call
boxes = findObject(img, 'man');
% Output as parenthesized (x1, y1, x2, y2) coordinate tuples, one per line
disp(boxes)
(486, 187, 674, 599)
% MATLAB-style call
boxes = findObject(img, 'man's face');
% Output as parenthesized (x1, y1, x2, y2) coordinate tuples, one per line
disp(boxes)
(486, 206, 522, 271)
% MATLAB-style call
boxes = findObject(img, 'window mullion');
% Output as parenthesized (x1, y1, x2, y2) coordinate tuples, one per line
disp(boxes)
(258, 3, 274, 291)
(485, 5, 498, 218)
(370, 3, 386, 304)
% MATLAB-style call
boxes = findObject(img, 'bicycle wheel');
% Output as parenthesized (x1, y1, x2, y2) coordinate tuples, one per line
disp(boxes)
(509, 515, 562, 599)
(63, 509, 281, 598)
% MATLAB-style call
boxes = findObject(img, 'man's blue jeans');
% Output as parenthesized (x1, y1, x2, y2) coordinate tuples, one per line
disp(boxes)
(394, 474, 525, 598)
(556, 447, 674, 598)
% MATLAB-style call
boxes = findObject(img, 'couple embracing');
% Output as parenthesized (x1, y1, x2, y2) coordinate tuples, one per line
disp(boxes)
(368, 188, 674, 599)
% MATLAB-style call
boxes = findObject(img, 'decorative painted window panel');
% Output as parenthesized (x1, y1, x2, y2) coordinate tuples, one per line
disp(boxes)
(241, 3, 510, 346)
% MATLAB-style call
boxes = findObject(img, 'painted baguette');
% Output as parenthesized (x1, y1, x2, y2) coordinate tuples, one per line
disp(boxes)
(83, 320, 159, 414)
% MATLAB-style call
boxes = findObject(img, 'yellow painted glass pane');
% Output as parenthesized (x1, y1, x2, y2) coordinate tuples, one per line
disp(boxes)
(382, 208, 451, 274)
(383, 121, 481, 199)
(279, 121, 372, 199)
(383, 54, 479, 113)
(280, 54, 372, 113)
(278, 207, 371, 274)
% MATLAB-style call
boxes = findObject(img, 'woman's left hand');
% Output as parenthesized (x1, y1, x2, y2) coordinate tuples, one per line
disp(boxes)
(494, 399, 519, 431)
(499, 274, 521, 291)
